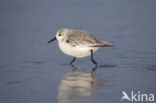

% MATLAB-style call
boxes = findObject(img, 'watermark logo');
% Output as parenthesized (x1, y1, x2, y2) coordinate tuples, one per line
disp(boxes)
(121, 91, 154, 102)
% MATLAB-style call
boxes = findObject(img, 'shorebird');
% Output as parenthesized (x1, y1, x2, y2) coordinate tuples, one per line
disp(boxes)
(48, 28, 113, 65)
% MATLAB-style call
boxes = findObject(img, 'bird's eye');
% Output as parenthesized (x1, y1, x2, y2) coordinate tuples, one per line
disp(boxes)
(59, 34, 62, 36)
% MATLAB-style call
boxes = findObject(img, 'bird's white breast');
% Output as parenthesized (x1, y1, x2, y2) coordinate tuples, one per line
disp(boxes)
(58, 41, 100, 58)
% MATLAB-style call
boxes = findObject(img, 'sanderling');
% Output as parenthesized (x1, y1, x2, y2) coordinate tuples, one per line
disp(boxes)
(48, 28, 113, 65)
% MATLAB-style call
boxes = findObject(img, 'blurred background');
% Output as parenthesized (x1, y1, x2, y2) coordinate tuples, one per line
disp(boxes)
(0, 0, 156, 103)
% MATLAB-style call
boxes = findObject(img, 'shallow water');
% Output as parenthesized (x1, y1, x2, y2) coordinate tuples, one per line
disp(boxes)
(0, 0, 156, 103)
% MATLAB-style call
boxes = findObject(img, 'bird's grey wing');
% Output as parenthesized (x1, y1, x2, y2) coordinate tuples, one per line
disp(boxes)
(67, 31, 97, 46)
(67, 31, 113, 47)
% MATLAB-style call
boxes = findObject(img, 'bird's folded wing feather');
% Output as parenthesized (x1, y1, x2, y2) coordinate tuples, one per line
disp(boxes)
(67, 31, 112, 47)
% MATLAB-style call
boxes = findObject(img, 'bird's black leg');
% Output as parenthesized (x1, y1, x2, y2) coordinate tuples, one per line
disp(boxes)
(90, 50, 98, 65)
(70, 57, 76, 65)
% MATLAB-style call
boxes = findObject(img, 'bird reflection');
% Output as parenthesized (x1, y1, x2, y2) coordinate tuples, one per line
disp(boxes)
(58, 65, 98, 103)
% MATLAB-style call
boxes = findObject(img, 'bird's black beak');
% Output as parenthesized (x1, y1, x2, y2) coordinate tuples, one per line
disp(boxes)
(48, 37, 56, 43)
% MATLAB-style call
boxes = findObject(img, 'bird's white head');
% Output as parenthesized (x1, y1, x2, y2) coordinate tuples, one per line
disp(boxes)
(48, 28, 70, 43)
(56, 28, 70, 41)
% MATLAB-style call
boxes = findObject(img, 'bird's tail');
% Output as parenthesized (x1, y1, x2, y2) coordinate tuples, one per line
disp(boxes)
(92, 40, 113, 47)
